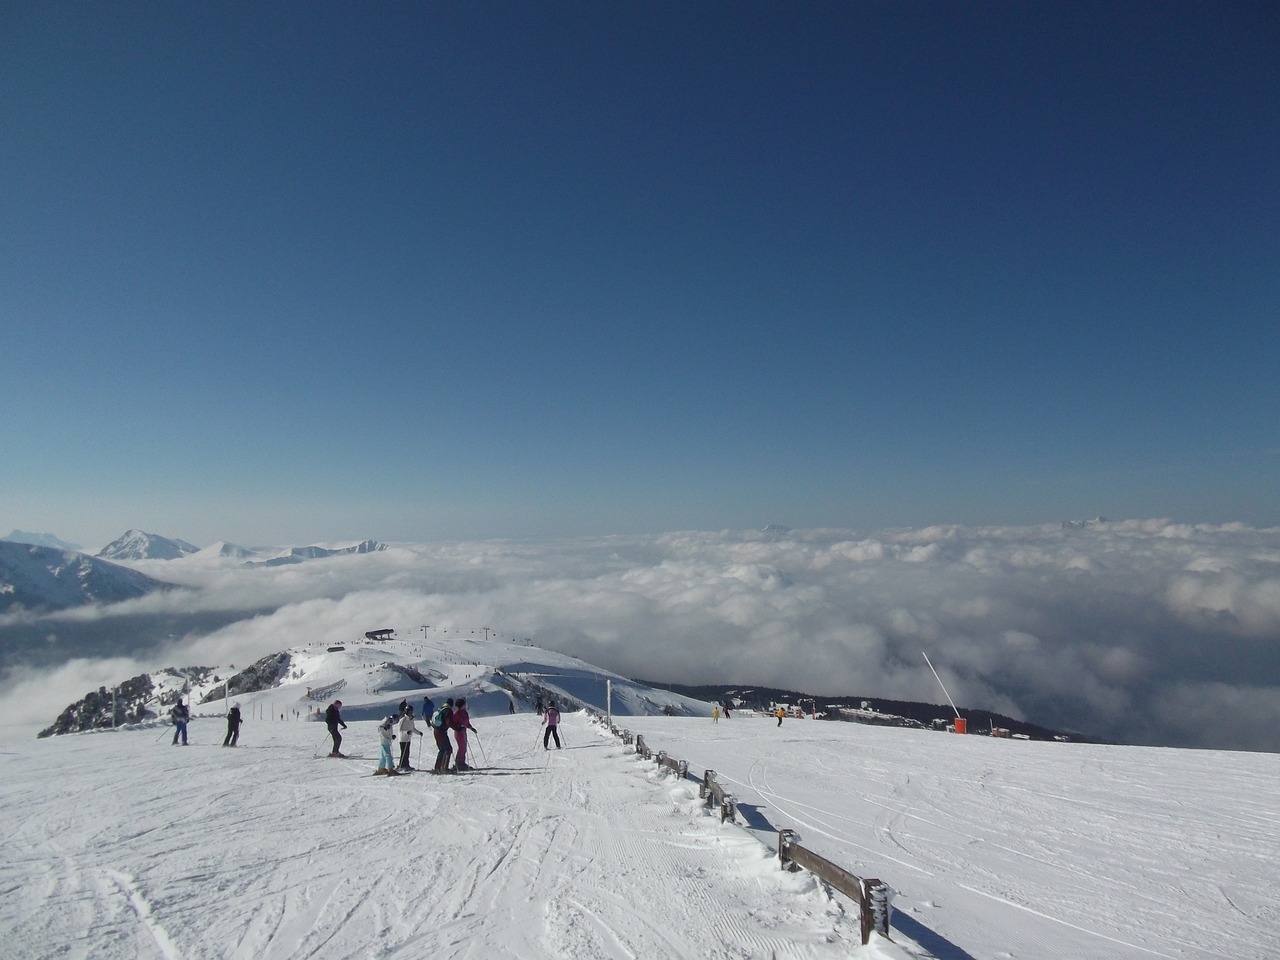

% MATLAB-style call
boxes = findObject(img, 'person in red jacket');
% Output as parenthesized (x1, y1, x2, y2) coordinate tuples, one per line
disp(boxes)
(452, 697, 477, 771)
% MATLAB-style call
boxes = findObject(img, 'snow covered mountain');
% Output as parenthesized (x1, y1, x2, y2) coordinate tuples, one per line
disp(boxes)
(0, 540, 170, 613)
(4, 529, 81, 551)
(96, 528, 199, 561)
(40, 634, 715, 736)
(190, 540, 254, 559)
(246, 538, 388, 567)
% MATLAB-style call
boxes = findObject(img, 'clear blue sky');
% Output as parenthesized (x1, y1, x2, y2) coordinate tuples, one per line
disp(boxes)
(3, 2, 1277, 547)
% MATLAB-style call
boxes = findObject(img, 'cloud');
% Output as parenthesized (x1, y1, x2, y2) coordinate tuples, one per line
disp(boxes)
(4, 520, 1280, 751)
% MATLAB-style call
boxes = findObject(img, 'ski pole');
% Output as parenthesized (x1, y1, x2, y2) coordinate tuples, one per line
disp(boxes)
(473, 730, 489, 767)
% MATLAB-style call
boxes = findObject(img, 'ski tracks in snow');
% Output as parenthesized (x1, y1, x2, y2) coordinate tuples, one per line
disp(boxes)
(0, 714, 864, 959)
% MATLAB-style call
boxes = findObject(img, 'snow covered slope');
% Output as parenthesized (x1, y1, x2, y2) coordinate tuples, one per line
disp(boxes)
(0, 540, 170, 612)
(2, 710, 1275, 959)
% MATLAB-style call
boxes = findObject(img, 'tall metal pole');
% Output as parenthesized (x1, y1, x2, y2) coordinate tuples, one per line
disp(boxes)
(922, 651, 961, 718)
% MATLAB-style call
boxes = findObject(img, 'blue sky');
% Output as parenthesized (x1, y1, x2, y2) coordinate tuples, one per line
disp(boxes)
(3, 1, 1277, 548)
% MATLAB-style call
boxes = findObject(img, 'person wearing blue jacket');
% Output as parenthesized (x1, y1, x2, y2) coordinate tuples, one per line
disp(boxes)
(170, 700, 190, 746)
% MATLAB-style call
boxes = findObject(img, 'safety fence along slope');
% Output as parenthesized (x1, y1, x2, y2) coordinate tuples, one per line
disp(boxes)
(589, 714, 893, 947)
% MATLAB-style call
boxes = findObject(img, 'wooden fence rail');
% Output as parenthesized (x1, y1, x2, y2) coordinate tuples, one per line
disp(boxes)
(593, 713, 893, 947)
(778, 829, 891, 944)
(655, 750, 688, 778)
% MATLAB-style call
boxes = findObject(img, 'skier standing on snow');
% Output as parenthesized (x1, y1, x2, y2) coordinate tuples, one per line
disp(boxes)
(376, 714, 397, 774)
(775, 706, 785, 727)
(170, 699, 190, 746)
(325, 700, 347, 757)
(452, 698, 477, 771)
(543, 701, 561, 750)
(535, 695, 544, 716)
(398, 699, 408, 717)
(422, 695, 434, 721)
(431, 698, 455, 773)
(223, 703, 242, 747)
(397, 706, 422, 771)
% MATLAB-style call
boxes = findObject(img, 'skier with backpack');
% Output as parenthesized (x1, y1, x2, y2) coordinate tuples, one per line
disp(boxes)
(170, 699, 190, 746)
(223, 703, 242, 747)
(431, 698, 455, 773)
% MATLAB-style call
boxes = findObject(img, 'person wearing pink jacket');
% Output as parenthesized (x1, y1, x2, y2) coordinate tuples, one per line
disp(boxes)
(543, 702, 561, 750)
(452, 698, 477, 771)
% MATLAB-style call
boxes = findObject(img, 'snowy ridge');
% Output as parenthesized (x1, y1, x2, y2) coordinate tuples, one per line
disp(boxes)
(97, 529, 199, 561)
(190, 539, 254, 559)
(4, 529, 81, 551)
(0, 540, 170, 612)
(245, 538, 388, 567)
(42, 636, 717, 736)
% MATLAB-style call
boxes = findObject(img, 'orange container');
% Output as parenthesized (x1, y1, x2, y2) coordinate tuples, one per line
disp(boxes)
(953, 717, 967, 734)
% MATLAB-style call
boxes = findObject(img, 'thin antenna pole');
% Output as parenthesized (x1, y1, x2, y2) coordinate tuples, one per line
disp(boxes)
(922, 651, 960, 718)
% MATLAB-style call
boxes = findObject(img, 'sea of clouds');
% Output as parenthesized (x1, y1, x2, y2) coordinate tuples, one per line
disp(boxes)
(3, 519, 1279, 751)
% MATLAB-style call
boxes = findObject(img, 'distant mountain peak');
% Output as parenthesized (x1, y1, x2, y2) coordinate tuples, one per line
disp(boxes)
(5, 529, 82, 551)
(97, 530, 199, 561)
(1062, 517, 1109, 531)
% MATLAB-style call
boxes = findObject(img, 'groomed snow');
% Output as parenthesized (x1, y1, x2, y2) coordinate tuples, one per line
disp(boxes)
(3, 709, 1277, 959)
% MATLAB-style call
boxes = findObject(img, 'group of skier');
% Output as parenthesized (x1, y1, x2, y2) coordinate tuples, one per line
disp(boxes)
(171, 691, 561, 770)
(166, 697, 244, 747)
(371, 695, 480, 775)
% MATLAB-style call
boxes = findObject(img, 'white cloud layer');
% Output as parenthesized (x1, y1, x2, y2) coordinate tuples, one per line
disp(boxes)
(4, 520, 1280, 751)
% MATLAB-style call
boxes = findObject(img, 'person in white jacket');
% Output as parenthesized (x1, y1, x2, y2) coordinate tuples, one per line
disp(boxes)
(397, 706, 422, 771)
(376, 715, 398, 774)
